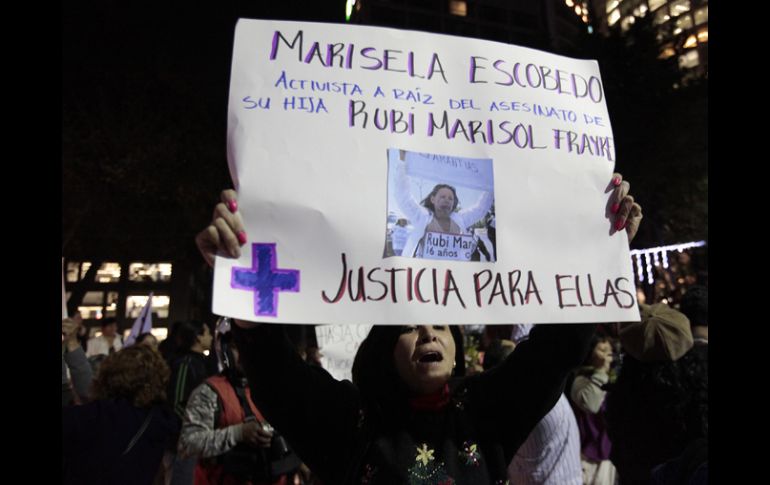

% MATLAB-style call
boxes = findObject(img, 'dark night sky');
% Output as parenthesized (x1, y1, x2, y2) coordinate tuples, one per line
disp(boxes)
(63, 1, 348, 261)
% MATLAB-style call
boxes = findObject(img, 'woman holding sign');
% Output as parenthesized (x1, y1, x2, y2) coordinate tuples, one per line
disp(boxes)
(392, 150, 493, 260)
(194, 174, 642, 485)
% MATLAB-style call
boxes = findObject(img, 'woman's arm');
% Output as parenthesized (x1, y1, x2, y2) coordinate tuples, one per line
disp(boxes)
(456, 189, 493, 229)
(393, 158, 427, 222)
(232, 324, 362, 482)
(570, 371, 609, 414)
(178, 383, 245, 459)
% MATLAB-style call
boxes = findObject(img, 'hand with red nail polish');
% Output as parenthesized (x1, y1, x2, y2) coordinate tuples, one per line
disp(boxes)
(607, 173, 643, 242)
(195, 189, 247, 267)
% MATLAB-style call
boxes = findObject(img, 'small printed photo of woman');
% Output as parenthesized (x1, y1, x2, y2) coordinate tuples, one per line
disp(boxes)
(384, 148, 496, 262)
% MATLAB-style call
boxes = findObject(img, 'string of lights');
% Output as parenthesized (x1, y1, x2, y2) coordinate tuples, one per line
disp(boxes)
(629, 240, 706, 285)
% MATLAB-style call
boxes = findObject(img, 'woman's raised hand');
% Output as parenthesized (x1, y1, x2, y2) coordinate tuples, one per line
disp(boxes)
(195, 189, 248, 268)
(608, 173, 643, 243)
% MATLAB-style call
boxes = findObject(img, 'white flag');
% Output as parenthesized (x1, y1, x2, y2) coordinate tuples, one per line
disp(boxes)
(124, 293, 154, 347)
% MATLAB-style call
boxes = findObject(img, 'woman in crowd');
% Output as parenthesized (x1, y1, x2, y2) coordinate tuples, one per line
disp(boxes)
(62, 345, 178, 484)
(568, 333, 617, 485)
(194, 174, 641, 484)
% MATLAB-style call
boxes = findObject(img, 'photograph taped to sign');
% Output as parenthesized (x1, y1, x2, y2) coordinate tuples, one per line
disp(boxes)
(384, 148, 495, 262)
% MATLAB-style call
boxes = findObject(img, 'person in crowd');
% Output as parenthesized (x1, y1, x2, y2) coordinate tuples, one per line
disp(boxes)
(166, 320, 215, 485)
(178, 318, 303, 485)
(678, 285, 708, 346)
(192, 172, 642, 484)
(391, 218, 409, 256)
(568, 332, 617, 485)
(137, 332, 160, 351)
(86, 317, 123, 357)
(62, 315, 93, 406)
(160, 320, 184, 366)
(62, 345, 178, 485)
(606, 303, 707, 485)
(392, 150, 493, 258)
(487, 325, 583, 485)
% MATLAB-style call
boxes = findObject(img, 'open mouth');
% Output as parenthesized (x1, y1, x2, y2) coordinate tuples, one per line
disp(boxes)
(418, 352, 443, 363)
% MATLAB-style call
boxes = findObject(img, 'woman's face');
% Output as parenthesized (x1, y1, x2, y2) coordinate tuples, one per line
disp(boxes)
(393, 325, 456, 395)
(590, 340, 613, 369)
(197, 325, 213, 351)
(430, 188, 455, 217)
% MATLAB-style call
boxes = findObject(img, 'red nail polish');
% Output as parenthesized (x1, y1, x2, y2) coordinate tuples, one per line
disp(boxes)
(612, 177, 621, 186)
(237, 231, 247, 245)
(615, 219, 626, 231)
(611, 203, 620, 214)
(227, 200, 238, 213)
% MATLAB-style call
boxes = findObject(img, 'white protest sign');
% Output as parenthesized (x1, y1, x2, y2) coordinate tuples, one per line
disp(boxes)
(316, 324, 372, 382)
(213, 19, 640, 325)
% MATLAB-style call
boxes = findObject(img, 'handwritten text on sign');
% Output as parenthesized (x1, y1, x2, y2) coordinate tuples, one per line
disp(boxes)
(212, 19, 639, 325)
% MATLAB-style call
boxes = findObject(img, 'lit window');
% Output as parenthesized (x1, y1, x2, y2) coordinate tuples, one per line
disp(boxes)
(621, 16, 636, 32)
(574, 6, 581, 15)
(105, 292, 119, 318)
(66, 262, 92, 282)
(566, 0, 574, 7)
(633, 4, 648, 18)
(78, 291, 105, 320)
(697, 28, 708, 43)
(678, 50, 699, 69)
(588, 25, 594, 34)
(66, 262, 81, 283)
(608, 9, 621, 26)
(683, 34, 697, 48)
(129, 262, 173, 283)
(653, 7, 670, 25)
(669, 0, 690, 17)
(694, 6, 708, 25)
(582, 14, 589, 23)
(449, 0, 467, 16)
(659, 45, 676, 59)
(675, 14, 693, 32)
(606, 0, 619, 14)
(96, 262, 121, 283)
(648, 0, 667, 11)
(125, 294, 171, 319)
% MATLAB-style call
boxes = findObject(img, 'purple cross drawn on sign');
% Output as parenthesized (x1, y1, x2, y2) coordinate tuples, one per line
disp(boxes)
(231, 243, 300, 317)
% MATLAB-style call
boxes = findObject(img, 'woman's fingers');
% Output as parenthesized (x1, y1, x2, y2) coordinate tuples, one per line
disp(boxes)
(195, 225, 221, 268)
(625, 202, 643, 243)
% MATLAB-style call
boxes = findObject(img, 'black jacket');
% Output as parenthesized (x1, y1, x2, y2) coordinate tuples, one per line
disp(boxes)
(234, 323, 594, 484)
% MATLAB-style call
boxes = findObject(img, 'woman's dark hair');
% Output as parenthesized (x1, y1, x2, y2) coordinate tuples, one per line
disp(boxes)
(175, 320, 208, 352)
(420, 184, 459, 213)
(581, 332, 611, 367)
(351, 325, 465, 424)
(91, 345, 170, 408)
